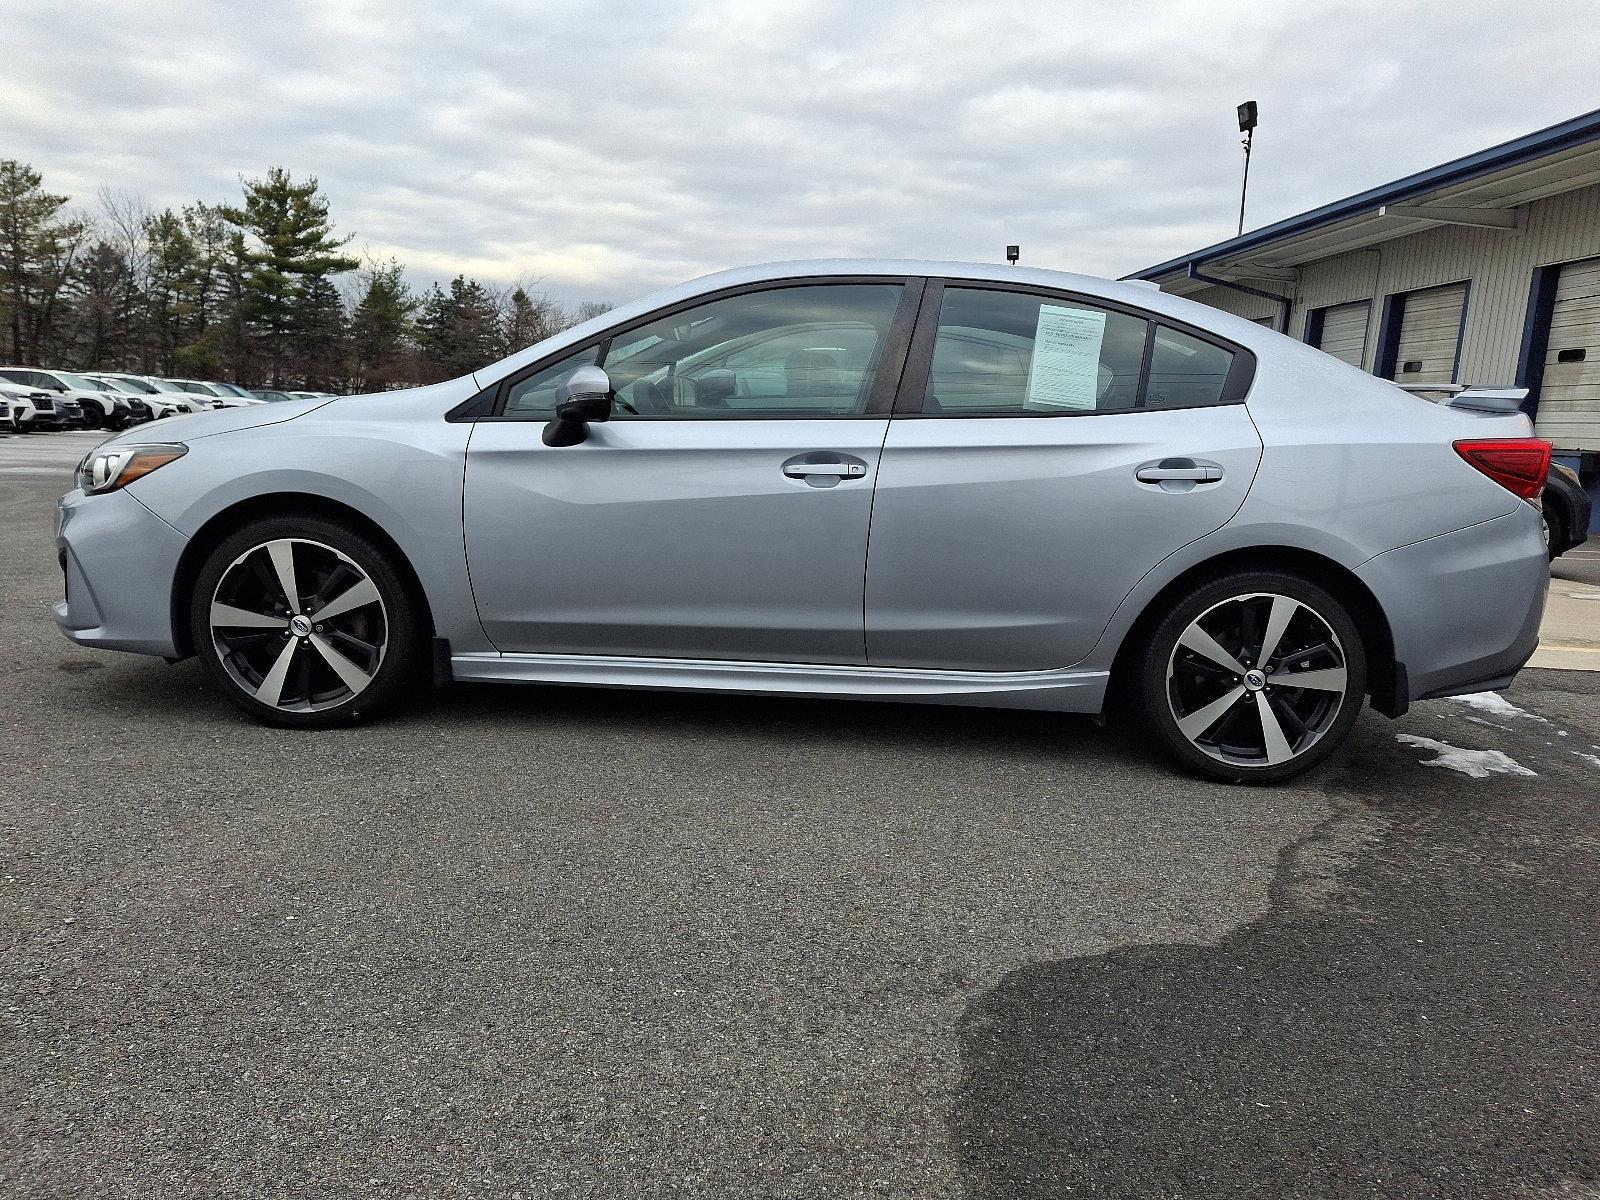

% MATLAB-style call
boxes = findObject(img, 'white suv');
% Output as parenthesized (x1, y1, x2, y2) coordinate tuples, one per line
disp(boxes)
(0, 367, 137, 429)
(1, 382, 51, 432)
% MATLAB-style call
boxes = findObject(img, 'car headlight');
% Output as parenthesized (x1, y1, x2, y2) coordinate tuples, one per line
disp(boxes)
(75, 443, 187, 494)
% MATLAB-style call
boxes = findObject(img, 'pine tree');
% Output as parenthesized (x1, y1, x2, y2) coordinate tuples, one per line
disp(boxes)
(143, 209, 199, 374)
(291, 276, 350, 390)
(66, 241, 135, 368)
(502, 285, 560, 355)
(350, 258, 416, 391)
(445, 275, 501, 375)
(220, 168, 358, 385)
(0, 160, 89, 362)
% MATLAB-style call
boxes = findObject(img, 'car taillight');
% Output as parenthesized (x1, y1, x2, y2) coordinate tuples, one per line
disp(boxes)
(1453, 438, 1551, 501)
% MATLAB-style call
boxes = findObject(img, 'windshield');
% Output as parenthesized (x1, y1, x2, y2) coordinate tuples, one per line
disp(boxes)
(54, 372, 101, 390)
(146, 378, 187, 393)
(101, 376, 155, 393)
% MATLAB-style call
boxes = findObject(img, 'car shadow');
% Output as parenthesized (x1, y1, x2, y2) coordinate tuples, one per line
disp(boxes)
(55, 649, 1145, 766)
(948, 740, 1600, 1198)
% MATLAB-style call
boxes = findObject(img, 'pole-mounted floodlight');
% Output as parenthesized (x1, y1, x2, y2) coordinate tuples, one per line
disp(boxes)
(1005, 244, 1020, 265)
(1236, 100, 1258, 237)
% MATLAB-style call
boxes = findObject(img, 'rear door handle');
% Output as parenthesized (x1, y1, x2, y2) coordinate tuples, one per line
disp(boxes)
(1136, 458, 1224, 483)
(1137, 465, 1222, 482)
(1136, 458, 1224, 492)
(782, 454, 869, 488)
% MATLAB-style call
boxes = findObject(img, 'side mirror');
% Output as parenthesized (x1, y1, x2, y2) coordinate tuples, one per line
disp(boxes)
(543, 365, 614, 447)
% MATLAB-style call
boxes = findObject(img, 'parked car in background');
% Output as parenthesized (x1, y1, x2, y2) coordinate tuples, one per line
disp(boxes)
(284, 390, 338, 400)
(0, 383, 48, 432)
(1543, 462, 1593, 559)
(250, 389, 299, 402)
(164, 380, 264, 408)
(92, 375, 203, 419)
(76, 376, 153, 425)
(0, 368, 103, 429)
(207, 383, 266, 405)
(8, 385, 78, 429)
(162, 379, 229, 408)
(53, 259, 1552, 785)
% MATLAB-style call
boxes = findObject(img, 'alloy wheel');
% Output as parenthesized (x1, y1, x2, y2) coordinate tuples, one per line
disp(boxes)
(1165, 592, 1350, 769)
(208, 537, 388, 712)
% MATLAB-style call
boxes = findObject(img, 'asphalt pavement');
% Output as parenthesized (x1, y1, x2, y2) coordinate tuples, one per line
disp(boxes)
(2, 429, 1596, 1198)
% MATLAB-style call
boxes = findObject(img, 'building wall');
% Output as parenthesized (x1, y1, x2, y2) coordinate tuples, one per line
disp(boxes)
(1180, 180, 1600, 382)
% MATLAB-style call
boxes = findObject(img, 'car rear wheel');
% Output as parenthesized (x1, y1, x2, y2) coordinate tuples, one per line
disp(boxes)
(189, 516, 426, 728)
(1134, 571, 1368, 784)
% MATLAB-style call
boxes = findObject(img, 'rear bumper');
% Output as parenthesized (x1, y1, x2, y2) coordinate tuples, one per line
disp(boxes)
(54, 487, 187, 657)
(1357, 506, 1547, 703)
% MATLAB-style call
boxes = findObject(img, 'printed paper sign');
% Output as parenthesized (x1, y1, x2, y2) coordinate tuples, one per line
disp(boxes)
(1024, 304, 1107, 411)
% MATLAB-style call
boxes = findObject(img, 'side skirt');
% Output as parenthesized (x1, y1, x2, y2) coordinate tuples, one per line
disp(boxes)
(449, 651, 1110, 713)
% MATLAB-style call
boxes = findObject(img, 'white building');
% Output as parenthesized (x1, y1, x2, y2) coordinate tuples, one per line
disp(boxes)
(1128, 108, 1600, 530)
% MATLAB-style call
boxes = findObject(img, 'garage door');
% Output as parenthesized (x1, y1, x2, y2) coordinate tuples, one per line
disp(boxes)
(1390, 282, 1467, 385)
(1315, 301, 1369, 368)
(1536, 257, 1600, 452)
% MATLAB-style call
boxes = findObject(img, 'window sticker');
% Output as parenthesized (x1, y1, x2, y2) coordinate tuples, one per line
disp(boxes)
(1024, 304, 1107, 411)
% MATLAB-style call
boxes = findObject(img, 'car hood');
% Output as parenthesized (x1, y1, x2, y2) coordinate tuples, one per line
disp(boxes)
(108, 395, 335, 445)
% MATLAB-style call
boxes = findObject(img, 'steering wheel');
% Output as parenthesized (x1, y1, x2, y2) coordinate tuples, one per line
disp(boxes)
(627, 379, 671, 415)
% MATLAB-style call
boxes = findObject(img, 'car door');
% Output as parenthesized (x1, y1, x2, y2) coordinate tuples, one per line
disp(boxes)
(865, 281, 1263, 672)
(464, 278, 919, 664)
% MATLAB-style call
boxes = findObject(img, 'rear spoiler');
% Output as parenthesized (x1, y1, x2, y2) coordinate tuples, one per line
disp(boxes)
(1393, 383, 1529, 414)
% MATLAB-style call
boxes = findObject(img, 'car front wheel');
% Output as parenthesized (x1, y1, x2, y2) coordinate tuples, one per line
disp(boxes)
(189, 516, 426, 728)
(1135, 571, 1368, 784)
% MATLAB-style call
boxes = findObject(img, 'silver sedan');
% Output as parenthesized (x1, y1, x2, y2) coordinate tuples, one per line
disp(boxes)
(54, 260, 1550, 783)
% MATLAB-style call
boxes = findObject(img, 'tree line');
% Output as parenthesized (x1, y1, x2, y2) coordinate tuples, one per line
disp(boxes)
(0, 160, 608, 392)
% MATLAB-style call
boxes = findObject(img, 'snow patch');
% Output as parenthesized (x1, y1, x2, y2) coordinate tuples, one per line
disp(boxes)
(1573, 752, 1600, 770)
(1395, 734, 1537, 779)
(1445, 692, 1549, 723)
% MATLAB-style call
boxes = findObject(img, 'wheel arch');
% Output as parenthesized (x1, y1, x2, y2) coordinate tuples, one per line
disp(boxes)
(170, 492, 436, 659)
(1108, 545, 1402, 718)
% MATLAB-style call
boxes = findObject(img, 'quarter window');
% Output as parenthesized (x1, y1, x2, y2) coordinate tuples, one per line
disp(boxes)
(1145, 326, 1237, 409)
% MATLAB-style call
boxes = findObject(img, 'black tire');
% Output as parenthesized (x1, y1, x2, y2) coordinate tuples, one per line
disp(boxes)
(188, 515, 427, 728)
(1133, 570, 1368, 785)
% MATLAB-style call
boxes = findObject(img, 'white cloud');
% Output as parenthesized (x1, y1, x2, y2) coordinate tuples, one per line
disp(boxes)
(4, 0, 1595, 306)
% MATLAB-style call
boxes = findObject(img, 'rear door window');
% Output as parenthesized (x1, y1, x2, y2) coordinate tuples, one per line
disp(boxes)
(918, 288, 1148, 415)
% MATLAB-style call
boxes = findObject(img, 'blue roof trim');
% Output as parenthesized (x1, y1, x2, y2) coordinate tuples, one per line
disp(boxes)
(1125, 107, 1600, 281)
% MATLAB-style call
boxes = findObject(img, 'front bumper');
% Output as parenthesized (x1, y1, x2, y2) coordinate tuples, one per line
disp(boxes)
(1357, 505, 1548, 703)
(55, 487, 188, 657)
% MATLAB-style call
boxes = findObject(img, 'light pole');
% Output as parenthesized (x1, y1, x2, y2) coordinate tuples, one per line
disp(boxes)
(1237, 100, 1258, 237)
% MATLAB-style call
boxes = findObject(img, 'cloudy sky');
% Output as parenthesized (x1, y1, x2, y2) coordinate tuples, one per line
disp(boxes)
(5, 0, 1597, 307)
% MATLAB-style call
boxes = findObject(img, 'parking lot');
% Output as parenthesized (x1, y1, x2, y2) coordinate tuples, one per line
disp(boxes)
(3, 430, 1598, 1197)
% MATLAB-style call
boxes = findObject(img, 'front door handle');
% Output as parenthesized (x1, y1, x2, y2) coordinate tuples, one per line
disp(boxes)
(782, 454, 869, 488)
(1135, 458, 1224, 492)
